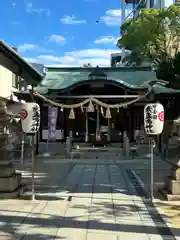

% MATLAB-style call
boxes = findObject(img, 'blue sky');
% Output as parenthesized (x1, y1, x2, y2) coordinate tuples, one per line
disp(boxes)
(0, 0, 135, 67)
(0, 0, 174, 67)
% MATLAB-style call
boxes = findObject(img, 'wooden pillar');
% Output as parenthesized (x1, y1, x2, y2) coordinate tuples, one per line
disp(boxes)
(85, 109, 89, 142)
(35, 98, 41, 154)
(107, 118, 111, 142)
(130, 107, 135, 142)
(63, 100, 68, 141)
(66, 92, 72, 137)
(96, 107, 100, 139)
(65, 108, 71, 137)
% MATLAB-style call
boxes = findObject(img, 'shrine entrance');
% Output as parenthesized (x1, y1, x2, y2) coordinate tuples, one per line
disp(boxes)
(70, 106, 127, 146)
(61, 74, 146, 146)
(35, 69, 149, 148)
(15, 66, 158, 156)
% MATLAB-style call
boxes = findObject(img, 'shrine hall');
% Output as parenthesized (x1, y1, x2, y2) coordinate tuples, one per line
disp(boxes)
(14, 66, 180, 150)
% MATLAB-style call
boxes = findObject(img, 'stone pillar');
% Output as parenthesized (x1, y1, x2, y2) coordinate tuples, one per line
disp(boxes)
(123, 131, 129, 158)
(0, 100, 21, 199)
(165, 162, 180, 201)
(159, 121, 180, 201)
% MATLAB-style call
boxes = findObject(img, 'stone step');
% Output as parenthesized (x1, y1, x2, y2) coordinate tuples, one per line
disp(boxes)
(166, 176, 180, 195)
(0, 187, 21, 199)
(159, 188, 180, 201)
(170, 167, 180, 180)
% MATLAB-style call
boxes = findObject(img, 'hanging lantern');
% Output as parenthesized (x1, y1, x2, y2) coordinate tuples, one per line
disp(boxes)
(105, 108, 112, 119)
(117, 108, 119, 113)
(100, 106, 104, 115)
(60, 107, 63, 112)
(69, 108, 75, 119)
(87, 100, 94, 112)
(21, 102, 40, 134)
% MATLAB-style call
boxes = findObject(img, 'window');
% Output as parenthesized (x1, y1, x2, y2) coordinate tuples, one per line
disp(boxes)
(12, 74, 19, 89)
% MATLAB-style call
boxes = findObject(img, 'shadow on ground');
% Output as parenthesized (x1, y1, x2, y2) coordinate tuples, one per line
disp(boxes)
(0, 200, 179, 239)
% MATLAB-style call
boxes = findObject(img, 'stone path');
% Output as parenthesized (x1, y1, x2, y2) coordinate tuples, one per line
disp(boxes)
(0, 164, 176, 239)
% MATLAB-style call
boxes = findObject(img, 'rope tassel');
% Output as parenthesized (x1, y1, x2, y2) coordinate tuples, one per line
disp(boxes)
(100, 106, 104, 115)
(87, 100, 94, 112)
(80, 105, 84, 112)
(69, 108, 75, 119)
(105, 108, 112, 119)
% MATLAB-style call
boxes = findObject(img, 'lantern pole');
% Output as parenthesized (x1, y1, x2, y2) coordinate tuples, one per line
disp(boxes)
(150, 137, 155, 201)
(20, 133, 25, 164)
(30, 85, 36, 201)
(144, 102, 164, 202)
(31, 133, 35, 201)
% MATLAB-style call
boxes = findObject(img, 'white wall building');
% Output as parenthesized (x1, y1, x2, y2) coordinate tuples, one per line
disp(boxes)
(121, 0, 175, 25)
(0, 65, 20, 102)
(150, 0, 174, 8)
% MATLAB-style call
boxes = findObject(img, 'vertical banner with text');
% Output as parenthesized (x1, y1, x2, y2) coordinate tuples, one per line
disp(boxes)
(48, 107, 58, 141)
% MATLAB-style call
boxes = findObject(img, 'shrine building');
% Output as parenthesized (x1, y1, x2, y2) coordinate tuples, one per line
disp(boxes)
(14, 66, 180, 152)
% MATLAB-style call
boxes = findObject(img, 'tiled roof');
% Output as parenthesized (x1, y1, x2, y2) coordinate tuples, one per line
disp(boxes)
(34, 67, 180, 95)
(35, 67, 157, 94)
(0, 41, 43, 84)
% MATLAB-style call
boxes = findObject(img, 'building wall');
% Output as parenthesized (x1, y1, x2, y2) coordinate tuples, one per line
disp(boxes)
(153, 0, 174, 8)
(0, 65, 13, 99)
(143, 0, 174, 9)
(131, 0, 174, 18)
(0, 65, 20, 101)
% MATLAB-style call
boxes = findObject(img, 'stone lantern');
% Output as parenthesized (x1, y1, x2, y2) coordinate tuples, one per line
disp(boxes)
(0, 41, 43, 198)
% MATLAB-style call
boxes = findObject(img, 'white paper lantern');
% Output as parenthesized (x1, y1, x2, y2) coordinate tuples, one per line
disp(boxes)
(21, 102, 40, 134)
(144, 103, 164, 135)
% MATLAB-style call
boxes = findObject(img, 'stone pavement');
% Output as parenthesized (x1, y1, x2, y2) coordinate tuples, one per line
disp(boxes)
(0, 162, 177, 240)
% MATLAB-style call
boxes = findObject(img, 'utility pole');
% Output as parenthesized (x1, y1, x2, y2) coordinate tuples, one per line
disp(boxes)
(121, 0, 125, 24)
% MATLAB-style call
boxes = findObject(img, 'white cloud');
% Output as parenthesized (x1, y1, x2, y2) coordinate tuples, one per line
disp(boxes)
(60, 15, 86, 24)
(18, 43, 53, 54)
(25, 48, 121, 67)
(101, 8, 132, 25)
(12, 2, 16, 8)
(49, 35, 66, 44)
(18, 43, 37, 52)
(25, 2, 51, 16)
(94, 36, 118, 45)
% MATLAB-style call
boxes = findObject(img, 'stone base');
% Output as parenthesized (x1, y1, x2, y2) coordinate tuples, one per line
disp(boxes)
(0, 186, 22, 199)
(0, 163, 22, 199)
(159, 188, 180, 201)
(170, 167, 180, 180)
(166, 194, 180, 201)
(165, 176, 180, 195)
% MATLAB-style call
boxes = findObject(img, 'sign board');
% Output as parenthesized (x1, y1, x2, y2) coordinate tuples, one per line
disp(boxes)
(21, 102, 40, 134)
(144, 103, 164, 135)
(48, 107, 58, 141)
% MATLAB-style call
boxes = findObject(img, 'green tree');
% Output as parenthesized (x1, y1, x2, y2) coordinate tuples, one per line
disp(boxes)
(118, 5, 180, 75)
(118, 5, 180, 161)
